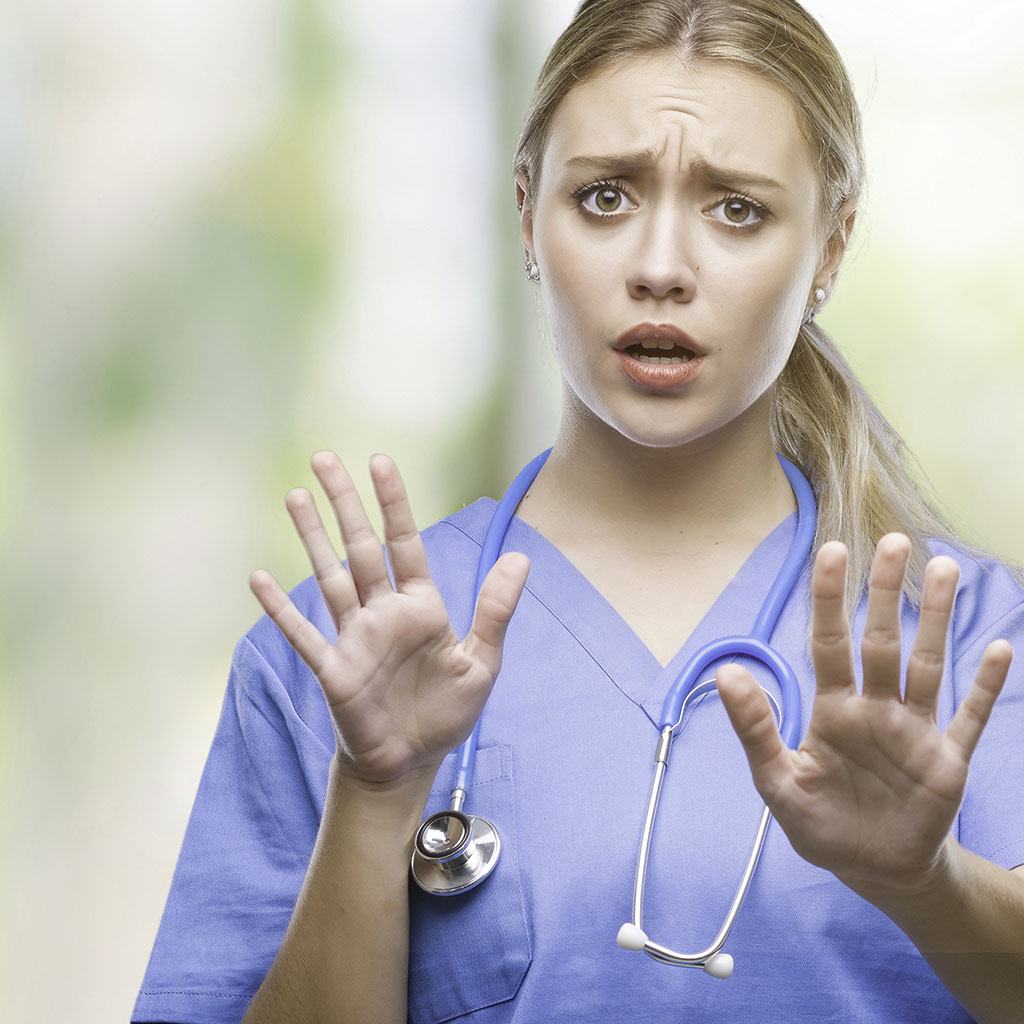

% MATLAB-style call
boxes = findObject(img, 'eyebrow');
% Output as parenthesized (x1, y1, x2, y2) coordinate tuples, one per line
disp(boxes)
(563, 148, 787, 192)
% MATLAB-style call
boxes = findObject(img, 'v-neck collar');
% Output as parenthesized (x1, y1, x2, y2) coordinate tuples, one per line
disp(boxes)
(446, 497, 799, 726)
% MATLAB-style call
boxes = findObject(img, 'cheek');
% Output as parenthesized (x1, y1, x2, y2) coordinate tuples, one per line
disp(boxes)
(726, 274, 801, 339)
(709, 243, 809, 338)
(544, 235, 618, 311)
(705, 275, 804, 394)
(539, 243, 608, 355)
(538, 202, 627, 282)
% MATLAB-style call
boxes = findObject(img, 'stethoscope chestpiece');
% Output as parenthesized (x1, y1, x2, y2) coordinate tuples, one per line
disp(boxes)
(410, 808, 501, 895)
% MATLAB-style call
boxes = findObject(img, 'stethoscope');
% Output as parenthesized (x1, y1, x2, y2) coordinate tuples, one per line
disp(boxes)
(410, 446, 816, 978)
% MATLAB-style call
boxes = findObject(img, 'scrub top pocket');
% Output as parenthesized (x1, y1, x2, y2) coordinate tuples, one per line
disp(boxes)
(407, 742, 532, 1024)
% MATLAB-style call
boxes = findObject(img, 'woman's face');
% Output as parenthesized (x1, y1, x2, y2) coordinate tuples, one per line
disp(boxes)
(518, 53, 849, 449)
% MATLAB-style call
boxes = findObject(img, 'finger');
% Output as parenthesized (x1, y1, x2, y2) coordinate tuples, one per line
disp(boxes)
(249, 568, 332, 678)
(462, 553, 532, 682)
(284, 487, 361, 638)
(811, 541, 857, 697)
(860, 534, 911, 702)
(715, 664, 792, 804)
(903, 555, 960, 719)
(310, 450, 394, 606)
(367, 453, 438, 595)
(945, 640, 1013, 761)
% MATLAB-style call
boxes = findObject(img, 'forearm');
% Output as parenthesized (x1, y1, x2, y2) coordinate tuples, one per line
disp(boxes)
(242, 757, 439, 1024)
(847, 836, 1024, 1024)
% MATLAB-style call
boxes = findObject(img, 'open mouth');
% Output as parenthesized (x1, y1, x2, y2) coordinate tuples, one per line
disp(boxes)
(623, 344, 694, 363)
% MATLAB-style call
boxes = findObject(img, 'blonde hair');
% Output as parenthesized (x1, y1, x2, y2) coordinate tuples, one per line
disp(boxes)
(511, 0, 1024, 662)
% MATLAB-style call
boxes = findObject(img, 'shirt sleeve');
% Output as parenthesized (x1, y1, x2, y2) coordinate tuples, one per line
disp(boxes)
(131, 632, 332, 1024)
(953, 597, 1024, 872)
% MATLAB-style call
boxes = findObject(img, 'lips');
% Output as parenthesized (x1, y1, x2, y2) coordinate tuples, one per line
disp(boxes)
(613, 322, 706, 357)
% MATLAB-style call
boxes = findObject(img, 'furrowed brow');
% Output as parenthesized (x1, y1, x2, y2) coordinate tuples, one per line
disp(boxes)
(563, 149, 786, 193)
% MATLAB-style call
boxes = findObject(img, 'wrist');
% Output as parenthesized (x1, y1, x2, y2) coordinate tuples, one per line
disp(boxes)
(838, 835, 961, 911)
(329, 755, 442, 809)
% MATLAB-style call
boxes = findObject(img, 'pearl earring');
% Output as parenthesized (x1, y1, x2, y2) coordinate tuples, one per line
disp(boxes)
(804, 286, 827, 325)
(524, 249, 540, 282)
(518, 197, 540, 282)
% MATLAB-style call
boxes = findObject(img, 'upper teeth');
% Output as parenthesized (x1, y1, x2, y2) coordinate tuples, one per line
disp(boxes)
(630, 340, 692, 352)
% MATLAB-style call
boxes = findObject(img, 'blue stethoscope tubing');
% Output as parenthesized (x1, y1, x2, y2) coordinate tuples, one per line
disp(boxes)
(409, 445, 818, 976)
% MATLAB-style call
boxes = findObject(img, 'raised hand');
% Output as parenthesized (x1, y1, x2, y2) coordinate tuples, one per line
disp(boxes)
(248, 451, 531, 788)
(714, 534, 1014, 895)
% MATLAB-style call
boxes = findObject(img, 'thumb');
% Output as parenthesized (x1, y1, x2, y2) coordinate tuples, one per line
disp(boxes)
(463, 552, 531, 679)
(715, 664, 790, 804)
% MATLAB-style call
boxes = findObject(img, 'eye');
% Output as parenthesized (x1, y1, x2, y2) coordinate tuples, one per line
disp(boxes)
(568, 178, 773, 233)
(710, 192, 773, 232)
(569, 178, 636, 218)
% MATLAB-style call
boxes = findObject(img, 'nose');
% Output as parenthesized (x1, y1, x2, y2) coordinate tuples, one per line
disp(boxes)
(625, 208, 699, 302)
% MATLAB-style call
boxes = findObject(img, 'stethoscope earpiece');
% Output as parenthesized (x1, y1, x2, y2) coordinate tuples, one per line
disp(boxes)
(704, 952, 734, 978)
(616, 921, 648, 950)
(616, 922, 734, 976)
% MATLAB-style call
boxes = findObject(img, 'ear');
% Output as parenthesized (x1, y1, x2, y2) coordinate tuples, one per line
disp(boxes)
(817, 197, 858, 288)
(514, 172, 535, 258)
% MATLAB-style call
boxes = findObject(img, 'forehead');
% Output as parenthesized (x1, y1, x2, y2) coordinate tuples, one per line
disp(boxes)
(545, 55, 813, 190)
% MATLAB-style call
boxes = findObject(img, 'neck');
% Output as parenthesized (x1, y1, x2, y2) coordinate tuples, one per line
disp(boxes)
(517, 389, 798, 558)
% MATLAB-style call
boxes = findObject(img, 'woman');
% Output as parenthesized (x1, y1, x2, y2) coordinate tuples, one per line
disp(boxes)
(131, 2, 1024, 1022)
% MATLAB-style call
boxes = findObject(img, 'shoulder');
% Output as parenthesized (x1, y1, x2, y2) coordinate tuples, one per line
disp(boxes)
(925, 535, 1024, 662)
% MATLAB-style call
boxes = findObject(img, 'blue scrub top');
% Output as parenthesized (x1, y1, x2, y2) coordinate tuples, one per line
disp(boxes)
(132, 496, 1024, 1024)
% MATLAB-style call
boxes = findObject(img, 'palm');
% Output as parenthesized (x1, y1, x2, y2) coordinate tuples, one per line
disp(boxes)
(319, 585, 490, 762)
(715, 534, 1013, 895)
(774, 685, 966, 889)
(249, 450, 531, 785)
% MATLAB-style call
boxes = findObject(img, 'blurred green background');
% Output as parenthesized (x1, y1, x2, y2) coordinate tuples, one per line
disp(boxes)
(1, 1, 1022, 1019)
